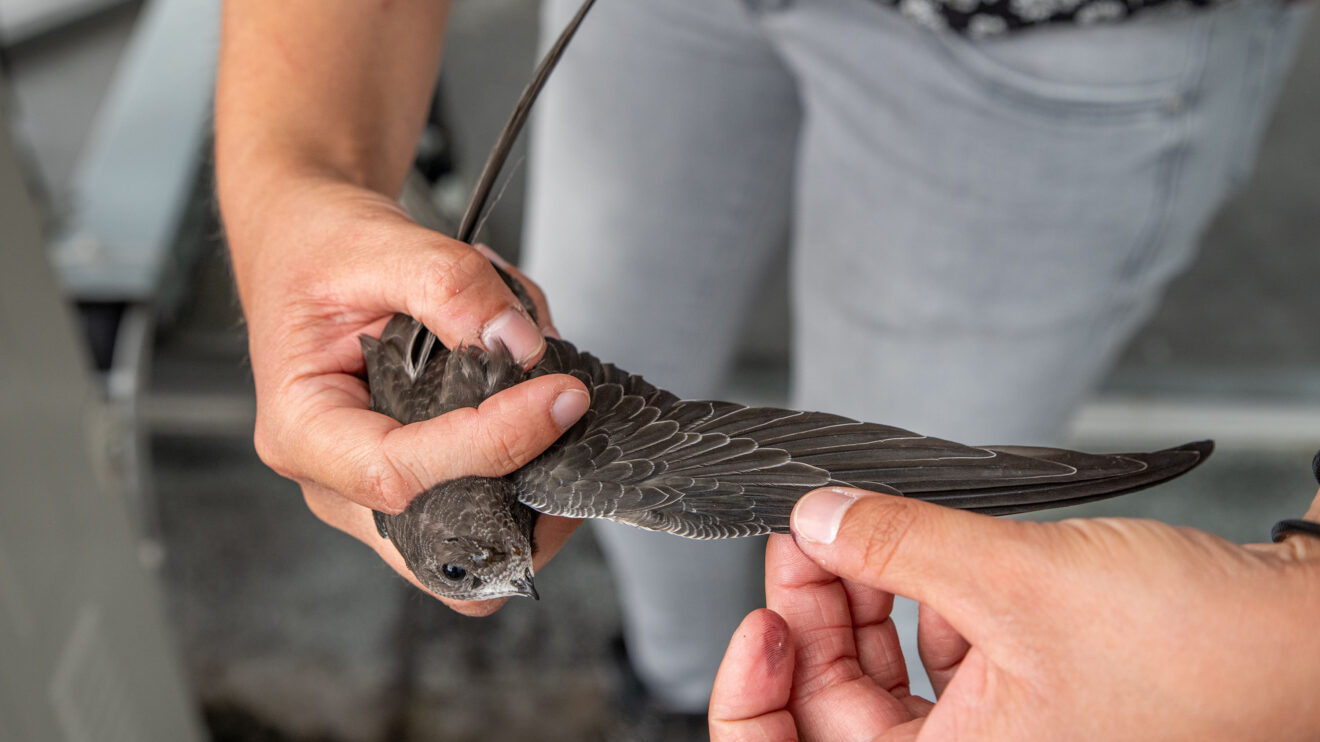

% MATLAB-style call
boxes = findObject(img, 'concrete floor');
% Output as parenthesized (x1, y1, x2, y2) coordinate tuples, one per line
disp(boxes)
(6, 1, 1318, 740)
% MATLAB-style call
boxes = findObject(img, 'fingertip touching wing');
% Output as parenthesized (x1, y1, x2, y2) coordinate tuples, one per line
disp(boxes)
(511, 340, 1213, 539)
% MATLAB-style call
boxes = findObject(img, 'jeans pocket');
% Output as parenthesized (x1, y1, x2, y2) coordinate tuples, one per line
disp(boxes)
(931, 9, 1216, 123)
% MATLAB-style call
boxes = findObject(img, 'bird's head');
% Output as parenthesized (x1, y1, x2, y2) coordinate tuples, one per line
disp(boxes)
(380, 476, 540, 602)
(415, 532, 538, 602)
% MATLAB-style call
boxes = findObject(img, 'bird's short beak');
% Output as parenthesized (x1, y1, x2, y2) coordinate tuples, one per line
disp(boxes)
(512, 572, 539, 601)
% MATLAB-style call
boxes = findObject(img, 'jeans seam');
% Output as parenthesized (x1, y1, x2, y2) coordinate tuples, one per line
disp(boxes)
(1223, 2, 1296, 191)
(1113, 13, 1214, 285)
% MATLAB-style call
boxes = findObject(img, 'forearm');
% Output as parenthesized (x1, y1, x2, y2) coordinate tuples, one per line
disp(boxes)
(215, 0, 450, 265)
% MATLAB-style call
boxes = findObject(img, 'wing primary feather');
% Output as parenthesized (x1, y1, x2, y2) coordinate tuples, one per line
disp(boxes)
(408, 0, 600, 373)
(455, 0, 598, 244)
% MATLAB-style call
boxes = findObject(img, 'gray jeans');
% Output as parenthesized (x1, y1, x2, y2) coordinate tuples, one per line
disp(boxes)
(522, 0, 1307, 711)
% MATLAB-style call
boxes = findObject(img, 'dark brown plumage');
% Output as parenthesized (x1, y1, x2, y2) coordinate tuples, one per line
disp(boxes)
(365, 0, 1212, 601)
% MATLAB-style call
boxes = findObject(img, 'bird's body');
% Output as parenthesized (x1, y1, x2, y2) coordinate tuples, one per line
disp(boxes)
(364, 313, 1212, 601)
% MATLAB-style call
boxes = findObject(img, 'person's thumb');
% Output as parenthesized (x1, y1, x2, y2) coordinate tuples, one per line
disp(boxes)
(790, 487, 1042, 626)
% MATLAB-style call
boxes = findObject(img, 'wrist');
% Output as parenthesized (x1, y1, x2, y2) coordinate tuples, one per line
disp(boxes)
(216, 157, 322, 291)
(214, 80, 420, 240)
(217, 141, 357, 235)
(217, 158, 408, 286)
(214, 125, 388, 209)
(1278, 545, 1320, 737)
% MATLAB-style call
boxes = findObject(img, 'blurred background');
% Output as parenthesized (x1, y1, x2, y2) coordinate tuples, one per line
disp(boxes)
(0, 0, 1316, 740)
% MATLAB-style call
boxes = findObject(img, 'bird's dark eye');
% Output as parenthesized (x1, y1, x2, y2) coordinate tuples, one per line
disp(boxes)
(441, 563, 467, 581)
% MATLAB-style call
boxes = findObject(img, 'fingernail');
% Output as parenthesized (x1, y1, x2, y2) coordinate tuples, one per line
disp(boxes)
(793, 488, 862, 544)
(482, 308, 544, 366)
(551, 389, 590, 431)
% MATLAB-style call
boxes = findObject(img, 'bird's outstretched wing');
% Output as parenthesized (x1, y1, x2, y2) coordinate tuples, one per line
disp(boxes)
(511, 339, 1212, 539)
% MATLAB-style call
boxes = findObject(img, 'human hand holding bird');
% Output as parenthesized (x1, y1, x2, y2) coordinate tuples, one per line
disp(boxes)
(215, 0, 593, 616)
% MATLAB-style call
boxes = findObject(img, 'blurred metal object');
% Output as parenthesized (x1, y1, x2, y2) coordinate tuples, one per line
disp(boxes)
(5, 0, 221, 541)
(101, 302, 158, 551)
(48, 0, 218, 303)
(0, 85, 203, 742)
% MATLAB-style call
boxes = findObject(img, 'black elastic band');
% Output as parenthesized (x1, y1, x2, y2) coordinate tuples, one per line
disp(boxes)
(1271, 519, 1320, 543)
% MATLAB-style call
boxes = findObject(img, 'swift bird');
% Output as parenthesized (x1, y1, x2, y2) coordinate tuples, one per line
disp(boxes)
(364, 0, 1212, 602)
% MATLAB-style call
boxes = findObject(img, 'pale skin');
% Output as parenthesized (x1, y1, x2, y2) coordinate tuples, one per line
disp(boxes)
(214, 0, 587, 616)
(710, 487, 1320, 741)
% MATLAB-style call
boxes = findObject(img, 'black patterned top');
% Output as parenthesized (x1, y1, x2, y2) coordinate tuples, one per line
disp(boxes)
(885, 0, 1222, 35)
